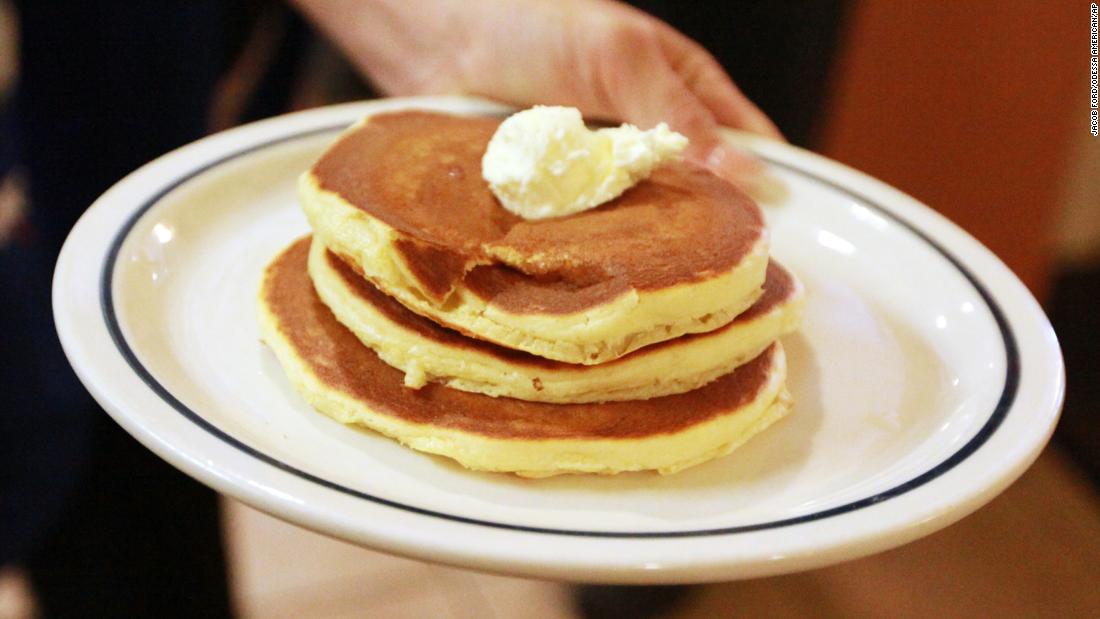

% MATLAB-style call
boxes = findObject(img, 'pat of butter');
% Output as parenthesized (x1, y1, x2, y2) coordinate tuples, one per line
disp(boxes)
(481, 106, 687, 220)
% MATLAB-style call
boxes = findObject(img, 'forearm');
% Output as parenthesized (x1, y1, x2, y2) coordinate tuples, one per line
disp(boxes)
(290, 0, 616, 105)
(291, 0, 477, 94)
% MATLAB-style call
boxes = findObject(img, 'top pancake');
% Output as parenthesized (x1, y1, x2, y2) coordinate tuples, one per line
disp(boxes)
(302, 110, 770, 364)
(312, 111, 765, 309)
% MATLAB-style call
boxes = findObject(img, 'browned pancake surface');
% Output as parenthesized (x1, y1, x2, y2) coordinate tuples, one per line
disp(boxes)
(311, 111, 765, 313)
(326, 248, 795, 370)
(266, 238, 776, 439)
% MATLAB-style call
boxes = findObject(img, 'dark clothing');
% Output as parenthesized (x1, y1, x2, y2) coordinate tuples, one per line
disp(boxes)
(3, 1, 232, 616)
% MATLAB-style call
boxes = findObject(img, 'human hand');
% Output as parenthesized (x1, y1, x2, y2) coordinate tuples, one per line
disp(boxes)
(295, 0, 782, 189)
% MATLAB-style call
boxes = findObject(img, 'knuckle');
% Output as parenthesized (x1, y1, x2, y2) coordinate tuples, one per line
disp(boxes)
(665, 94, 708, 130)
(606, 18, 658, 54)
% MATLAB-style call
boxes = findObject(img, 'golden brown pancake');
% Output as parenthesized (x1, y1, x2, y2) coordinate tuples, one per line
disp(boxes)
(309, 235, 803, 403)
(259, 238, 791, 476)
(300, 110, 770, 364)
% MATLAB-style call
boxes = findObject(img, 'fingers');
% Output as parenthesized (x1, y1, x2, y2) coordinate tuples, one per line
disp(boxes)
(629, 65, 762, 186)
(702, 141, 765, 184)
(691, 62, 784, 140)
(591, 20, 761, 186)
(654, 22, 784, 140)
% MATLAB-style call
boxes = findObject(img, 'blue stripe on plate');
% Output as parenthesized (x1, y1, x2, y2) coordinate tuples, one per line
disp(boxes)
(100, 124, 1019, 538)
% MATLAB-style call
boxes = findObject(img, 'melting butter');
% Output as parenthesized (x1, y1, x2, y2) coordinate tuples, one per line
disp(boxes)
(481, 106, 687, 220)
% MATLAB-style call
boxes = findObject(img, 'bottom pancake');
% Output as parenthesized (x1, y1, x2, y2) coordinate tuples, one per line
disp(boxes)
(259, 239, 792, 477)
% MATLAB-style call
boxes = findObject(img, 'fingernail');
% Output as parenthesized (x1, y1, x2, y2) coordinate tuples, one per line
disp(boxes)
(703, 143, 764, 179)
(703, 144, 788, 204)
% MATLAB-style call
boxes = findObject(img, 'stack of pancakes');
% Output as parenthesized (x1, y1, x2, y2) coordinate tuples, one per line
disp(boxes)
(259, 110, 803, 477)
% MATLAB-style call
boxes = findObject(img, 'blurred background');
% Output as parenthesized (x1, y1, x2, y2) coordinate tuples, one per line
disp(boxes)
(1, 1, 1097, 617)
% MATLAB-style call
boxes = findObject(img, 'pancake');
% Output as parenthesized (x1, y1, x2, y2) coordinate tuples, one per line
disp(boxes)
(300, 110, 769, 365)
(259, 238, 791, 477)
(308, 235, 803, 403)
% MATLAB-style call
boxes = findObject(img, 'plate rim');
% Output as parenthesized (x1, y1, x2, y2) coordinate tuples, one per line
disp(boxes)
(53, 96, 1064, 580)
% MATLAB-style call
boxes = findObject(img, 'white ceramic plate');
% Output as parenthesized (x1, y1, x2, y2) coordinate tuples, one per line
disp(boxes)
(54, 96, 1063, 584)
